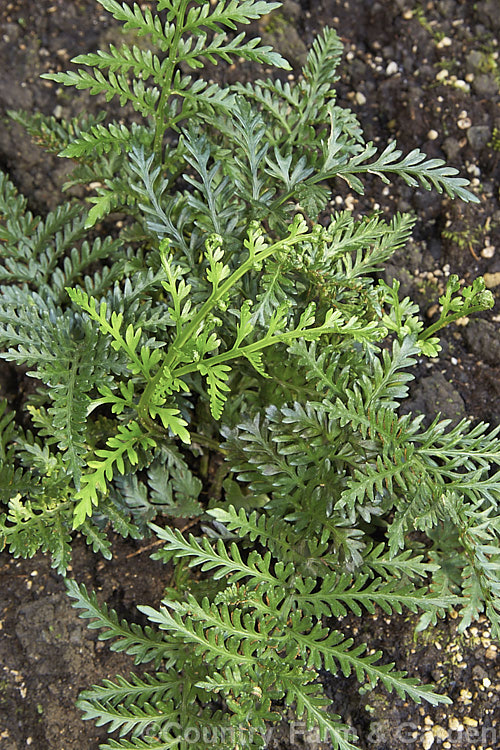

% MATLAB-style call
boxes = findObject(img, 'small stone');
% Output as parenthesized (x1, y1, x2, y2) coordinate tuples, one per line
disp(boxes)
(53, 104, 63, 119)
(481, 245, 495, 258)
(484, 272, 500, 289)
(436, 69, 449, 81)
(457, 117, 472, 129)
(448, 717, 463, 732)
(422, 731, 435, 750)
(433, 725, 449, 740)
(467, 125, 491, 151)
(355, 92, 366, 105)
(485, 645, 497, 659)
(483, 677, 492, 688)
(386, 61, 398, 75)
(427, 129, 439, 140)
(437, 36, 452, 48)
(423, 730, 435, 749)
(463, 717, 478, 727)
(473, 73, 499, 97)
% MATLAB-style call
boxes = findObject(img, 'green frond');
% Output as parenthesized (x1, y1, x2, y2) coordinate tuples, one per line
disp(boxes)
(8, 109, 107, 159)
(183, 1, 285, 35)
(96, 0, 175, 51)
(291, 623, 451, 706)
(43, 69, 159, 116)
(73, 45, 166, 81)
(60, 121, 150, 159)
(65, 579, 171, 666)
(178, 32, 289, 69)
(335, 140, 480, 202)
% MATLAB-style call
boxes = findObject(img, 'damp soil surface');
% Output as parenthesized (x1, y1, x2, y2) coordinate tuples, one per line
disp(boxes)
(0, 1, 499, 748)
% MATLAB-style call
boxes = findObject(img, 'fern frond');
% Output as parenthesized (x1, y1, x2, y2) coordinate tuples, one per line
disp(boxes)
(291, 622, 451, 706)
(95, 0, 176, 51)
(43, 69, 159, 116)
(65, 579, 172, 666)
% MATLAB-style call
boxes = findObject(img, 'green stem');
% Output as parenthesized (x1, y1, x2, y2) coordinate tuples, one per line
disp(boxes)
(152, 0, 190, 160)
(421, 305, 490, 341)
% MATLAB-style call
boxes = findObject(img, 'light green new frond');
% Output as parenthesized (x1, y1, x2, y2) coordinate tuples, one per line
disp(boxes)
(74, 421, 157, 526)
(1, 494, 73, 574)
(198, 361, 231, 418)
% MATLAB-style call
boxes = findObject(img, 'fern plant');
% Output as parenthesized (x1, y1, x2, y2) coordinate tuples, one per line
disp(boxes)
(1, 0, 499, 748)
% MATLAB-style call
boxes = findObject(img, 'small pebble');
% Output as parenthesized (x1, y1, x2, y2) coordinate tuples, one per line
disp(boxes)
(427, 129, 438, 140)
(463, 717, 478, 727)
(355, 92, 366, 105)
(485, 645, 497, 659)
(433, 725, 448, 740)
(386, 61, 398, 76)
(481, 245, 495, 258)
(437, 36, 452, 48)
(448, 717, 463, 731)
(457, 117, 472, 129)
(423, 730, 435, 749)
(484, 272, 500, 289)
(436, 69, 449, 81)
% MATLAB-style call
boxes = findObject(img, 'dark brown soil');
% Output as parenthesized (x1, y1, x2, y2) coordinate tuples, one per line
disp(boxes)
(0, 1, 499, 749)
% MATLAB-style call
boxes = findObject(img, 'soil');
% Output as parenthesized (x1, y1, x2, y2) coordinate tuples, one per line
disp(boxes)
(0, 1, 499, 749)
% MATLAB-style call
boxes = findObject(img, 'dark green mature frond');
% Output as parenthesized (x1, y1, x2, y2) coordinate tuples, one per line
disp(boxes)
(43, 68, 160, 116)
(182, 129, 242, 236)
(8, 109, 107, 159)
(183, 0, 284, 34)
(60, 121, 151, 159)
(94, 0, 177, 51)
(301, 26, 343, 97)
(65, 579, 172, 666)
(334, 141, 480, 202)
